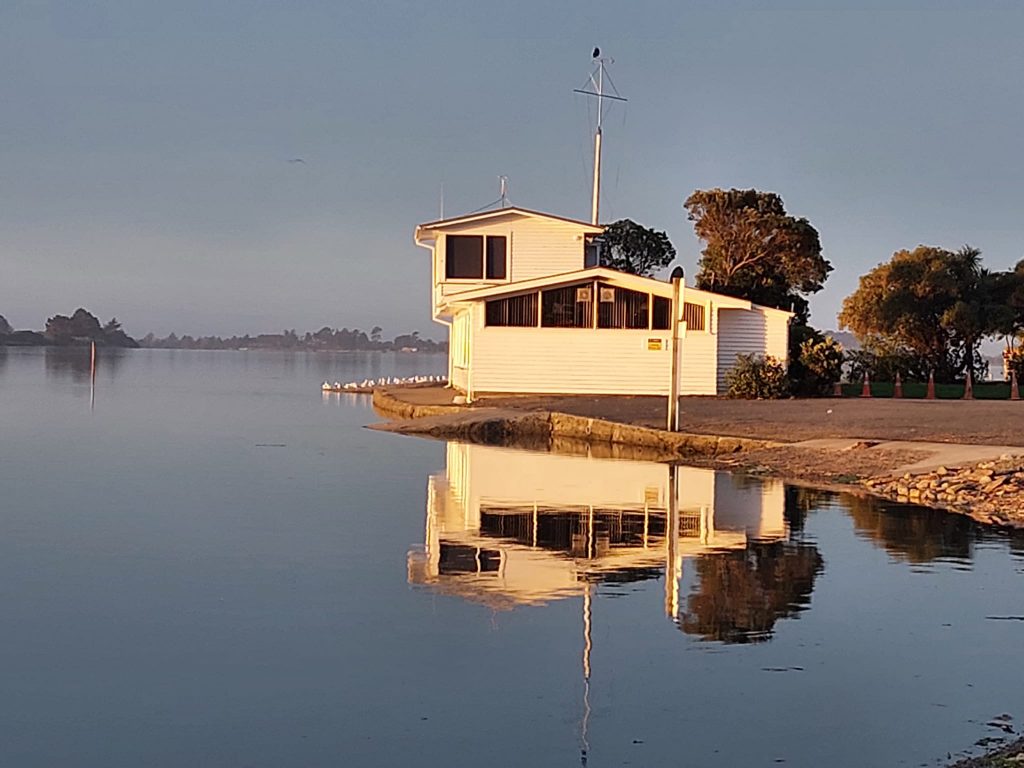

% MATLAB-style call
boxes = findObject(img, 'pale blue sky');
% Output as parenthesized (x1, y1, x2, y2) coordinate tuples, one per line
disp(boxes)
(3, 1, 1024, 338)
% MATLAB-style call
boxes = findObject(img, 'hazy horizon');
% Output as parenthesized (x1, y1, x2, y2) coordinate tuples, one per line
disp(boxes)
(4, 2, 1024, 338)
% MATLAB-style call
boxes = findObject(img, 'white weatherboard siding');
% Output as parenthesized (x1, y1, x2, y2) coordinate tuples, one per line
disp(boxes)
(764, 312, 790, 360)
(470, 325, 672, 395)
(717, 309, 771, 391)
(504, 218, 587, 282)
(679, 328, 718, 395)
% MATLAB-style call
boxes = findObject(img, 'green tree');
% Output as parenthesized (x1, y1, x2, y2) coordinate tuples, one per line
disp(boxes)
(793, 333, 844, 395)
(599, 219, 677, 277)
(370, 325, 383, 344)
(989, 260, 1024, 349)
(839, 245, 996, 379)
(684, 188, 831, 323)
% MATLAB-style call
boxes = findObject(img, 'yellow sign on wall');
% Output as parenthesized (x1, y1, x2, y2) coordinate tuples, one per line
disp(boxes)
(647, 338, 664, 351)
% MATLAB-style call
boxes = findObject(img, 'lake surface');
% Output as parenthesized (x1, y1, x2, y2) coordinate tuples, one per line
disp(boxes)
(1, 347, 1023, 767)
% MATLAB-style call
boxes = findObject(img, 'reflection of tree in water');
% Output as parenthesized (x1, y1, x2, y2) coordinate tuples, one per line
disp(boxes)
(784, 486, 836, 534)
(43, 346, 125, 382)
(678, 541, 824, 644)
(843, 495, 979, 564)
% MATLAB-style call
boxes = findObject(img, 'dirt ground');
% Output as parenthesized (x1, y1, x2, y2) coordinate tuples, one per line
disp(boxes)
(416, 391, 1024, 446)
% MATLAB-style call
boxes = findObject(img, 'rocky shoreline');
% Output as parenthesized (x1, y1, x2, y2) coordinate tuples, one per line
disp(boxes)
(864, 457, 1024, 527)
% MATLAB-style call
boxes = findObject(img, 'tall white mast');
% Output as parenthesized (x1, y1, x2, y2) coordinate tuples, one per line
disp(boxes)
(575, 48, 626, 225)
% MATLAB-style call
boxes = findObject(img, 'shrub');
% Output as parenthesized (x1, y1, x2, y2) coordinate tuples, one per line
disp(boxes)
(795, 335, 844, 396)
(725, 354, 790, 399)
(844, 347, 929, 382)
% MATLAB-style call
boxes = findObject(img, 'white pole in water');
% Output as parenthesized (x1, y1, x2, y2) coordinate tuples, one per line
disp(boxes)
(89, 341, 97, 411)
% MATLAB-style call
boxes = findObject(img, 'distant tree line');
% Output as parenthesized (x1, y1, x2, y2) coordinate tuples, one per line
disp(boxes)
(0, 308, 139, 348)
(138, 325, 447, 352)
(1, 310, 447, 354)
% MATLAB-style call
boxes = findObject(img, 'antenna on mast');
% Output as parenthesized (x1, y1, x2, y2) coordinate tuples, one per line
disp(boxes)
(498, 175, 510, 208)
(574, 48, 627, 225)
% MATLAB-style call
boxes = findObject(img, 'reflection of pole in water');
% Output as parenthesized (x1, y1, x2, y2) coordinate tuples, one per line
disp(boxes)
(580, 585, 592, 766)
(89, 341, 96, 411)
(665, 465, 681, 621)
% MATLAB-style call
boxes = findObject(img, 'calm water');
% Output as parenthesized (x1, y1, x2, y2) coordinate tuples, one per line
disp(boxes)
(1, 347, 1023, 767)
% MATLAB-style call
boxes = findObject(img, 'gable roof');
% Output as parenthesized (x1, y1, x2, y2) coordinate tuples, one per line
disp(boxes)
(416, 206, 605, 235)
(444, 266, 794, 316)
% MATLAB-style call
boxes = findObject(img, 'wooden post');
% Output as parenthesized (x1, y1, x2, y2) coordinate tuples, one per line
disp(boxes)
(962, 371, 973, 400)
(893, 371, 903, 399)
(832, 380, 843, 398)
(667, 276, 682, 431)
(926, 371, 936, 400)
(1012, 369, 1020, 401)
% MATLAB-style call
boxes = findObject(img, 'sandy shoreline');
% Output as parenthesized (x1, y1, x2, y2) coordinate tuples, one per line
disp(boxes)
(370, 386, 1024, 528)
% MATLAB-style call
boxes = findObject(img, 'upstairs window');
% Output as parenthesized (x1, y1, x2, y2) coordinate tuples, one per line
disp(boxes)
(486, 237, 507, 279)
(445, 235, 507, 280)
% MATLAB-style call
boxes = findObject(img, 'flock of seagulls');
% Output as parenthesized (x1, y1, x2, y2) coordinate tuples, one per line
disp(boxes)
(322, 375, 447, 392)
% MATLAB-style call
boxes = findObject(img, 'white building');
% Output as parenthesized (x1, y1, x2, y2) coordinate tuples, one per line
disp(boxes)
(414, 206, 793, 399)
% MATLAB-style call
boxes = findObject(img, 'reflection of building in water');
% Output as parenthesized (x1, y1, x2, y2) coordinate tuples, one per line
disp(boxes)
(408, 442, 821, 763)
(408, 442, 790, 614)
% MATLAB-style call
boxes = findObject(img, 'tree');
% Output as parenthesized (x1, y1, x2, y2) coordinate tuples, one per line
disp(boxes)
(370, 326, 383, 344)
(684, 189, 831, 323)
(677, 541, 824, 644)
(599, 219, 677, 277)
(989, 260, 1024, 350)
(839, 245, 997, 380)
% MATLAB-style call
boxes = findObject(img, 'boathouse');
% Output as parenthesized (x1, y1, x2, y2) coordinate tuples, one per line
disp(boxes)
(414, 206, 792, 399)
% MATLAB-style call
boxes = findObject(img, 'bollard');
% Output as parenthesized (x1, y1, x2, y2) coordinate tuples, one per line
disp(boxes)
(926, 371, 936, 400)
(893, 371, 903, 399)
(860, 371, 872, 398)
(963, 372, 974, 400)
(1012, 370, 1020, 401)
(832, 381, 843, 398)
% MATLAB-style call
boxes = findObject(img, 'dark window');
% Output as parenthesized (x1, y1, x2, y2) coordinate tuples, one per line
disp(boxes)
(485, 293, 537, 326)
(597, 284, 649, 329)
(684, 302, 705, 331)
(445, 235, 484, 279)
(652, 296, 671, 330)
(486, 236, 507, 279)
(584, 236, 601, 268)
(542, 284, 593, 328)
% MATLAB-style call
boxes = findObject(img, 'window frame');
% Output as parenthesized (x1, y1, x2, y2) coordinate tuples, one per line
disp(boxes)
(443, 233, 510, 283)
